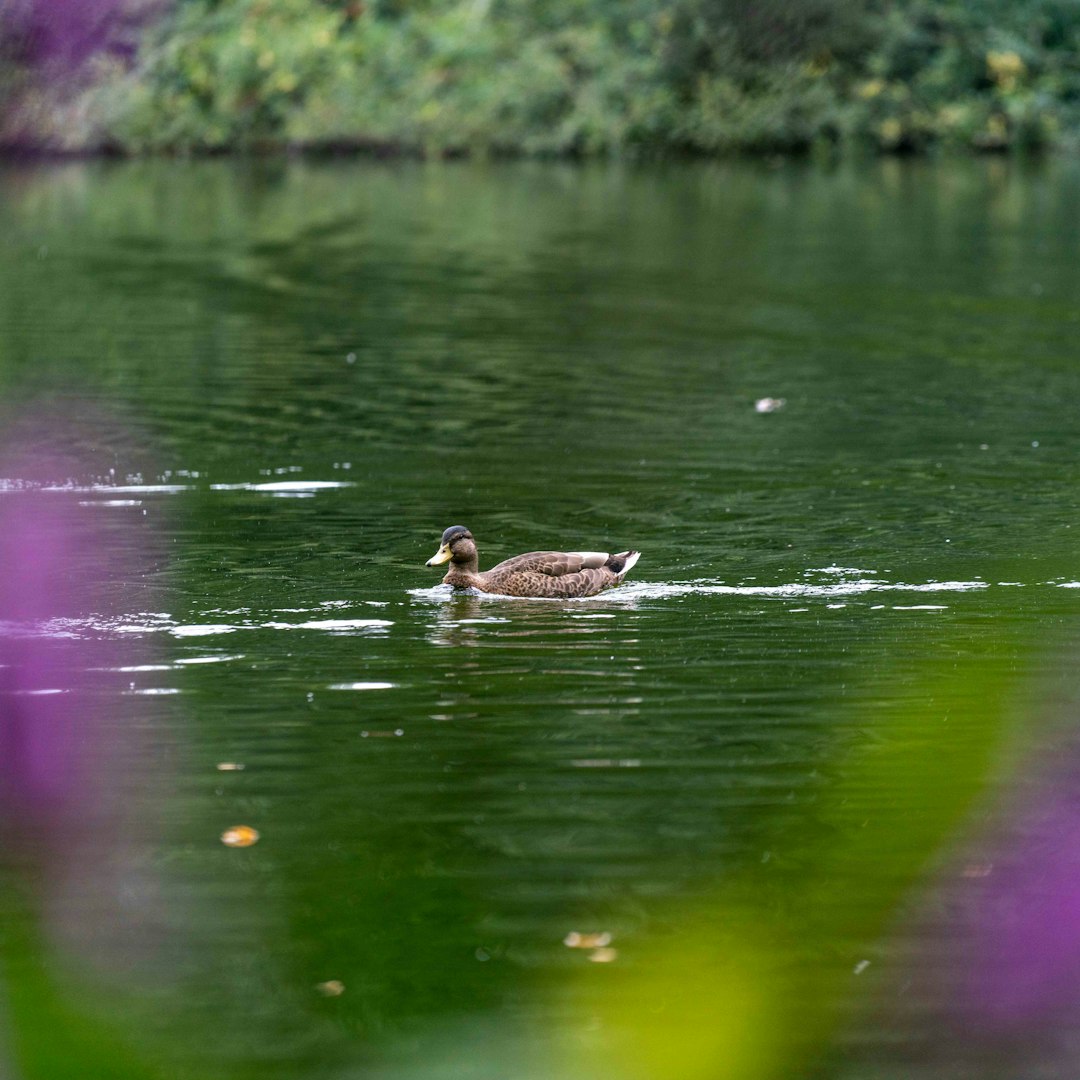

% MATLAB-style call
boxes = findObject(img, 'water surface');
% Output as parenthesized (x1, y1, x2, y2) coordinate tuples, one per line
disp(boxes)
(2, 157, 1080, 1079)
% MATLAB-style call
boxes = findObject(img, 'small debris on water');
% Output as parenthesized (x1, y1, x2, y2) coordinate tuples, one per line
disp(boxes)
(962, 863, 994, 878)
(221, 825, 260, 847)
(853, 960, 871, 975)
(564, 931, 613, 949)
(316, 980, 345, 996)
(755, 397, 786, 413)
(216, 762, 245, 771)
(588, 947, 618, 963)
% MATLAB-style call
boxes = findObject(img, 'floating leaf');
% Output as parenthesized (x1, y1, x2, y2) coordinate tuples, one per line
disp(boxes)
(220, 825, 259, 847)
(564, 931, 613, 949)
(588, 947, 619, 963)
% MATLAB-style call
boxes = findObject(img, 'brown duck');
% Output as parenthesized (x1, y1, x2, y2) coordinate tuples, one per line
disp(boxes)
(425, 525, 640, 598)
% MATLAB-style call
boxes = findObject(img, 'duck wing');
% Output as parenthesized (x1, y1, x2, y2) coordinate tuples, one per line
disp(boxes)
(488, 550, 610, 577)
(478, 549, 639, 598)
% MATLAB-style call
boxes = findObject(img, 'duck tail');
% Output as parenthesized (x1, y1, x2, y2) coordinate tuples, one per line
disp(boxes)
(606, 550, 640, 579)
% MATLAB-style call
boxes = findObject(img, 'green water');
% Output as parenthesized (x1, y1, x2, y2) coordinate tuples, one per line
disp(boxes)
(2, 157, 1080, 1079)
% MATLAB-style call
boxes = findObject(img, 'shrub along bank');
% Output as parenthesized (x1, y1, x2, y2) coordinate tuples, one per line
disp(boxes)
(4, 0, 1080, 155)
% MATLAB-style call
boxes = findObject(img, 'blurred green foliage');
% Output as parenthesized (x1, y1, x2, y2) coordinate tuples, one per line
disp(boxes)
(5, 0, 1080, 154)
(563, 649, 1025, 1080)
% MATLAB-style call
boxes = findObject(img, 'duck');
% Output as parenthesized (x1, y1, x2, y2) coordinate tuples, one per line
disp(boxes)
(425, 525, 640, 598)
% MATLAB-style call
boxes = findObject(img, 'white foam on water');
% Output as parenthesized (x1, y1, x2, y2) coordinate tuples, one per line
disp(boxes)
(105, 664, 174, 672)
(210, 480, 353, 493)
(3, 608, 391, 639)
(5, 479, 351, 496)
(602, 579, 990, 602)
(261, 618, 392, 632)
(327, 681, 396, 690)
(75, 484, 192, 494)
(174, 654, 246, 665)
(410, 577, 991, 604)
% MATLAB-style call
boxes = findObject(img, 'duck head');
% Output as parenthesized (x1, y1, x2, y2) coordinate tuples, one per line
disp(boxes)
(426, 525, 476, 568)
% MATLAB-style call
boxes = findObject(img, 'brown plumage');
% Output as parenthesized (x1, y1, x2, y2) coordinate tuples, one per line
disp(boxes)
(425, 525, 640, 598)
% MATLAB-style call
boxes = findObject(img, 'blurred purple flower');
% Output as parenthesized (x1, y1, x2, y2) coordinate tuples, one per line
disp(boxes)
(0, 434, 165, 916)
(0, 481, 90, 829)
(959, 774, 1080, 1029)
(857, 736, 1080, 1075)
(1, 0, 150, 66)
(0, 428, 175, 1080)
(1, 0, 164, 150)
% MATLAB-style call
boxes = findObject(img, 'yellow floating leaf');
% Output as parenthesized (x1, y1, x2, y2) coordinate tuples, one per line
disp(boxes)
(221, 825, 259, 847)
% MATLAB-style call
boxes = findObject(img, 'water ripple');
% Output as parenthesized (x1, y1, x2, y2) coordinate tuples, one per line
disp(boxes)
(408, 576, 990, 604)
(0, 609, 392, 639)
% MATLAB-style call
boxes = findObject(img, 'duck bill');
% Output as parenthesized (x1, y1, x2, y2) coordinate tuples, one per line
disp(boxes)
(426, 544, 452, 567)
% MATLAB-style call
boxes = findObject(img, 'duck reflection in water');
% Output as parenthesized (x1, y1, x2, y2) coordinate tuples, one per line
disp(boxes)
(424, 589, 640, 649)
